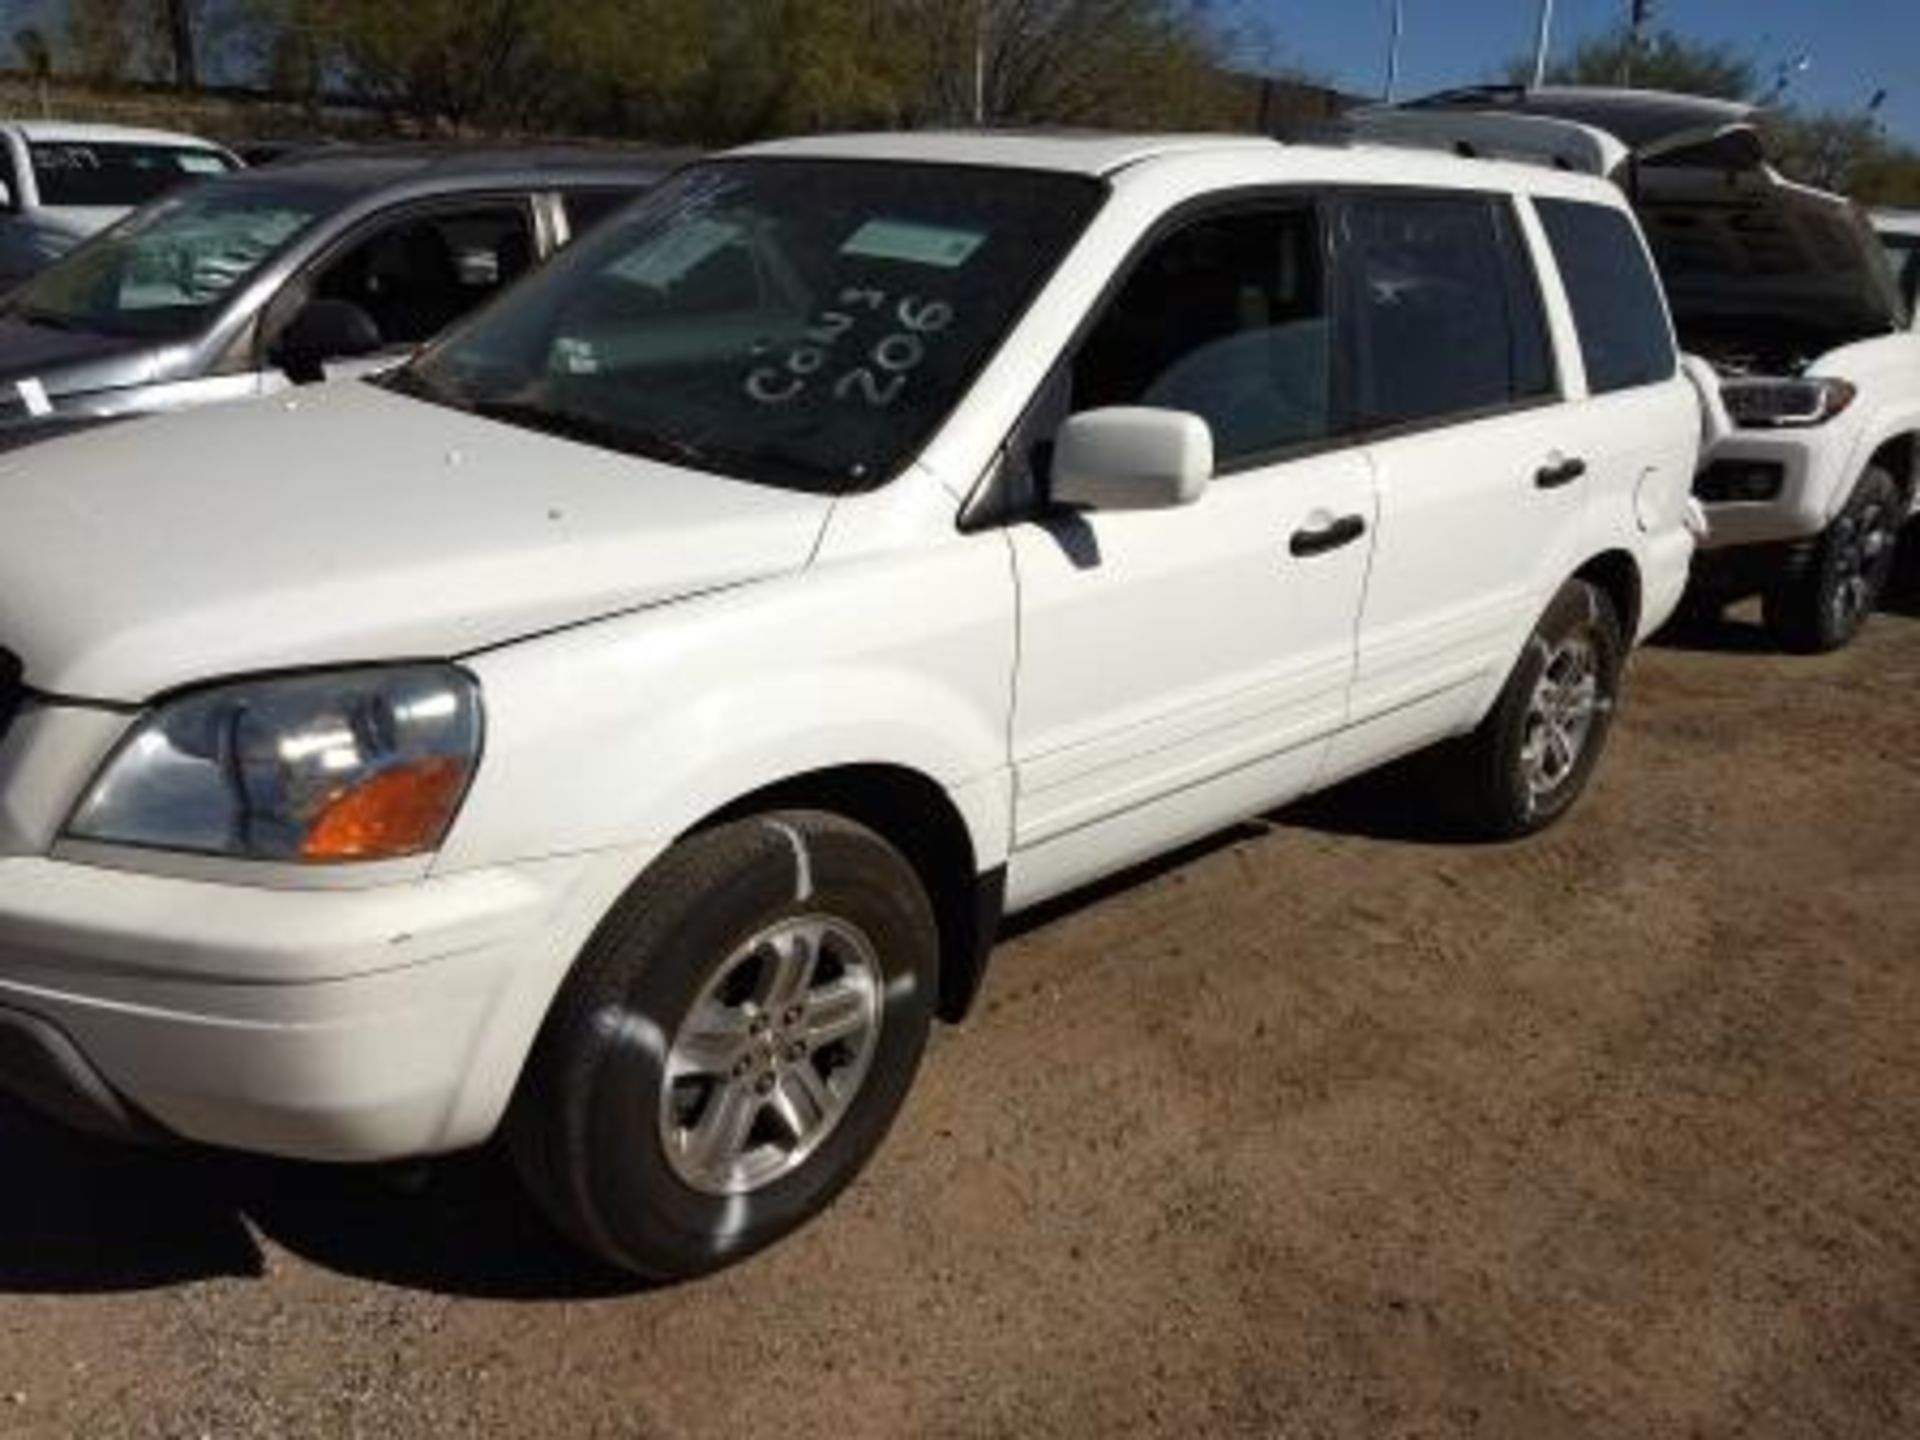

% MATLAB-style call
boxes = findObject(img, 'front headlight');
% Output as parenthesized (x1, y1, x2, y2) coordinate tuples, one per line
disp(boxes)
(1721, 376, 1857, 428)
(67, 665, 482, 863)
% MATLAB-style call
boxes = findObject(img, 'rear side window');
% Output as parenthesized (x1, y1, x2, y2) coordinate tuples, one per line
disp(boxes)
(562, 187, 640, 239)
(1535, 198, 1677, 394)
(1071, 205, 1332, 466)
(1343, 194, 1554, 429)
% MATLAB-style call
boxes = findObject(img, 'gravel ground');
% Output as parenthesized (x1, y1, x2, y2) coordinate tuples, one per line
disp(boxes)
(2, 594, 1917, 1439)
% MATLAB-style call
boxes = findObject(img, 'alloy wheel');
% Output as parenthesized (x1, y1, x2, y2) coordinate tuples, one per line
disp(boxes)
(659, 914, 884, 1196)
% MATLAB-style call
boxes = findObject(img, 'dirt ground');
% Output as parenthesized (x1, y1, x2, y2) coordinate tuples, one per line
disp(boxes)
(1, 594, 1916, 1439)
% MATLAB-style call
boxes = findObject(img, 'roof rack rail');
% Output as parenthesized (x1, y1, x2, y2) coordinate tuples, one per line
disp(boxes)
(1334, 105, 1627, 178)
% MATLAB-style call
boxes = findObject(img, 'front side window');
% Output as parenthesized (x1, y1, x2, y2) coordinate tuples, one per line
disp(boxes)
(304, 204, 536, 348)
(29, 141, 234, 208)
(1071, 205, 1332, 465)
(397, 159, 1104, 493)
(1344, 194, 1555, 429)
(1535, 197, 1678, 395)
(6, 178, 338, 340)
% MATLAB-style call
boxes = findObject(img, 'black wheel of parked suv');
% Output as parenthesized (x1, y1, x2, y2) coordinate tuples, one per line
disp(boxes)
(1443, 578, 1625, 840)
(1762, 464, 1902, 654)
(509, 810, 938, 1280)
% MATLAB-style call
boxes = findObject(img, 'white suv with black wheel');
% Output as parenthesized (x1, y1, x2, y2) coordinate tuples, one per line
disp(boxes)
(0, 132, 1699, 1278)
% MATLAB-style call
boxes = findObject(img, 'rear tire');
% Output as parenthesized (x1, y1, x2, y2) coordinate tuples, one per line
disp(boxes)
(1441, 579, 1624, 840)
(510, 810, 938, 1281)
(1762, 465, 1901, 654)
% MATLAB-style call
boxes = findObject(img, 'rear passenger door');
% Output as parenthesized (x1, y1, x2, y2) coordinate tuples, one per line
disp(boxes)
(1324, 190, 1581, 782)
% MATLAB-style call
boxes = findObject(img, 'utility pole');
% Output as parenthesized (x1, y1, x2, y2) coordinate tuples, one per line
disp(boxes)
(972, 0, 987, 125)
(1623, 0, 1652, 87)
(1383, 0, 1405, 102)
(164, 0, 197, 90)
(1529, 0, 1555, 89)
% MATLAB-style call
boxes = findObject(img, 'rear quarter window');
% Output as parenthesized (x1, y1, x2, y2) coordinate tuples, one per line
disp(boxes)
(1535, 198, 1677, 395)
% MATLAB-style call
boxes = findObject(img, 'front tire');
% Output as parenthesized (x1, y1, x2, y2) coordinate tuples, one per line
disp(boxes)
(1762, 465, 1901, 654)
(510, 810, 938, 1280)
(1443, 578, 1625, 840)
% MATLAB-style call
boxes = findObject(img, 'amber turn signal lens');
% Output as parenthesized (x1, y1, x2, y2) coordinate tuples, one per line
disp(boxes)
(300, 757, 472, 862)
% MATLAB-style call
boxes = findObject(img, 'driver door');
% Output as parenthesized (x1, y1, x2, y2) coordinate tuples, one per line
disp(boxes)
(1005, 199, 1377, 907)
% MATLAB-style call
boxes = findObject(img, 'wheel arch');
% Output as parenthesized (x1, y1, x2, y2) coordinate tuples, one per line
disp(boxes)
(694, 764, 1004, 1024)
(1866, 431, 1917, 511)
(1573, 549, 1642, 643)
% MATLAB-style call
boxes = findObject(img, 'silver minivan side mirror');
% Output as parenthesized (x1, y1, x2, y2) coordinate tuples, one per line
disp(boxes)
(1050, 406, 1213, 512)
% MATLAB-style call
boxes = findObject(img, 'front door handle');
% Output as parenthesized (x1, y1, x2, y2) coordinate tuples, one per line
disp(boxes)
(1535, 455, 1587, 489)
(1289, 513, 1368, 557)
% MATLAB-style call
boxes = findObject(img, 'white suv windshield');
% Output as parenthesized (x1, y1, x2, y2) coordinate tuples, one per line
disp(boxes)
(395, 159, 1105, 493)
(29, 141, 234, 208)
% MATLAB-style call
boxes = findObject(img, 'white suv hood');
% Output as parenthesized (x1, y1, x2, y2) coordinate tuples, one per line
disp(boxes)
(0, 381, 834, 700)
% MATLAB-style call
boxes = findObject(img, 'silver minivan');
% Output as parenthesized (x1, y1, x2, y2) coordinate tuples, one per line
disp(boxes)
(0, 146, 683, 451)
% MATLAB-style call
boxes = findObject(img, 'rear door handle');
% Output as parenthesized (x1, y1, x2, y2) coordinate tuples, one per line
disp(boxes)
(1535, 456, 1587, 489)
(1289, 513, 1368, 557)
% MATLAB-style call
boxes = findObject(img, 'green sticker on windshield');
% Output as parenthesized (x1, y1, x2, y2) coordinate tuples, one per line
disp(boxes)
(841, 219, 984, 269)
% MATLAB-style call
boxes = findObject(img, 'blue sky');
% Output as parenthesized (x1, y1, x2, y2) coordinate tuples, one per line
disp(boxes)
(1232, 0, 1920, 145)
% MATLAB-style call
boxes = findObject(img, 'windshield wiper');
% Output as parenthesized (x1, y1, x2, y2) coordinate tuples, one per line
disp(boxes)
(374, 365, 466, 410)
(15, 307, 88, 333)
(468, 397, 715, 469)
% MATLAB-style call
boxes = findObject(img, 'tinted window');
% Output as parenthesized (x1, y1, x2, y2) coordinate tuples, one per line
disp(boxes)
(563, 187, 641, 239)
(308, 204, 535, 347)
(1882, 232, 1919, 315)
(399, 160, 1104, 493)
(1072, 206, 1331, 464)
(1536, 198, 1676, 394)
(1345, 195, 1553, 428)
(29, 142, 234, 208)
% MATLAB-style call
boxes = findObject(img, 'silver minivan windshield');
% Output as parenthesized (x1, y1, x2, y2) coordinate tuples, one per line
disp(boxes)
(392, 158, 1105, 494)
(8, 178, 339, 341)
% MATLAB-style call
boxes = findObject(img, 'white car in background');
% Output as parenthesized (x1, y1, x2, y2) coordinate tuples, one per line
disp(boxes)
(1361, 88, 1920, 652)
(0, 120, 240, 290)
(0, 131, 1700, 1278)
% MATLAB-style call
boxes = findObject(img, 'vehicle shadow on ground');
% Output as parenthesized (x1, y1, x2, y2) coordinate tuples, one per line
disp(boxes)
(1648, 613, 1780, 654)
(0, 1100, 634, 1300)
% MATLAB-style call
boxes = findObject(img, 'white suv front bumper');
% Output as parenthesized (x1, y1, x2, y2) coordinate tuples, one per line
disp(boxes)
(0, 846, 651, 1161)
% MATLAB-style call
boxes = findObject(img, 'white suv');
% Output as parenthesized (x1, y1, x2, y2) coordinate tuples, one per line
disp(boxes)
(0, 132, 1700, 1277)
(0, 120, 240, 290)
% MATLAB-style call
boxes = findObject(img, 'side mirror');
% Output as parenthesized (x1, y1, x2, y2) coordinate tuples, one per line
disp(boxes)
(274, 298, 383, 383)
(1050, 406, 1213, 512)
(0, 178, 14, 212)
